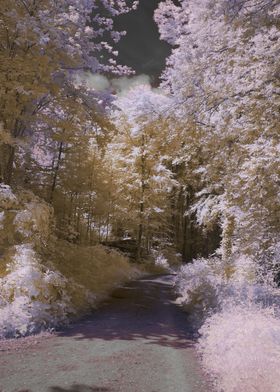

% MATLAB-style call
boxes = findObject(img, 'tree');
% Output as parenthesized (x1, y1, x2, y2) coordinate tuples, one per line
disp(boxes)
(154, 0, 280, 263)
(0, 0, 136, 184)
(110, 84, 176, 259)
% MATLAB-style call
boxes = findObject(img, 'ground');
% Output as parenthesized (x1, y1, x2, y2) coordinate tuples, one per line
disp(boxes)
(0, 275, 212, 392)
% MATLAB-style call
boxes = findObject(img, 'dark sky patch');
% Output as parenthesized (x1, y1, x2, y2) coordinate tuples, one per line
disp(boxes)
(114, 0, 171, 84)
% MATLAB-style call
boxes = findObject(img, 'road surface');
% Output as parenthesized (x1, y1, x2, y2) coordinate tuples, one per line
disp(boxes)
(0, 275, 212, 392)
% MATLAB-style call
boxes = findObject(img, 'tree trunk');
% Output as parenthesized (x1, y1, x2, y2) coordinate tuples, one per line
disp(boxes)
(49, 142, 63, 203)
(137, 134, 146, 261)
(137, 202, 144, 261)
(0, 144, 15, 185)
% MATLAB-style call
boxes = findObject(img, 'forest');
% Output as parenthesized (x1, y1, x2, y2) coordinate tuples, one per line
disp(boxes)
(0, 1, 280, 392)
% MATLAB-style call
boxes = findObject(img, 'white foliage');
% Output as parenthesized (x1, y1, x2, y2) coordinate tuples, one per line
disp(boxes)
(0, 244, 72, 338)
(190, 194, 223, 227)
(176, 256, 280, 392)
(0, 211, 4, 230)
(154, 0, 280, 260)
(113, 84, 172, 130)
(0, 239, 137, 339)
(0, 185, 18, 210)
(14, 200, 52, 244)
(0, 188, 137, 339)
(175, 258, 225, 321)
(199, 305, 280, 392)
(153, 250, 170, 270)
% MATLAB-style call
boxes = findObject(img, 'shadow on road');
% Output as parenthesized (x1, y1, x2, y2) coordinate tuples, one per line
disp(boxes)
(49, 385, 112, 392)
(17, 387, 112, 392)
(56, 275, 195, 350)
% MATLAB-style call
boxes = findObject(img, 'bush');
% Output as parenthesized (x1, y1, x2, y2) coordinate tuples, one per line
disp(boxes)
(48, 240, 139, 312)
(0, 244, 72, 338)
(0, 186, 140, 338)
(175, 255, 280, 391)
(199, 304, 280, 392)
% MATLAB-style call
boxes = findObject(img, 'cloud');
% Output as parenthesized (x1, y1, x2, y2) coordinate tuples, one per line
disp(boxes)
(75, 72, 110, 91)
(76, 72, 151, 95)
(111, 74, 151, 95)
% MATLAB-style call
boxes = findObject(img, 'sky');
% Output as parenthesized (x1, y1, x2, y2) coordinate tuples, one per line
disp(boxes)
(113, 0, 171, 84)
(85, 1, 171, 93)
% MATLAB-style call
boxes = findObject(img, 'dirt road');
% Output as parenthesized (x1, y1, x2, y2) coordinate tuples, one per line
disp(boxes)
(0, 275, 211, 392)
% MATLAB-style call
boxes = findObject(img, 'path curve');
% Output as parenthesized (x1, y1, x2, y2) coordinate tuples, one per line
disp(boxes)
(0, 275, 211, 392)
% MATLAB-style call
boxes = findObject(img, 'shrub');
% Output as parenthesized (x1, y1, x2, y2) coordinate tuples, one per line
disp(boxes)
(175, 255, 280, 391)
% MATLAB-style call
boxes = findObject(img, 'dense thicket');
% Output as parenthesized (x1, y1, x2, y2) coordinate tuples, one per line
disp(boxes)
(154, 0, 280, 266)
(0, 0, 139, 249)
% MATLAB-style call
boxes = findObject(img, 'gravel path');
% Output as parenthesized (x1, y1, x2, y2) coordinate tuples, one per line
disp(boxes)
(0, 275, 212, 392)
